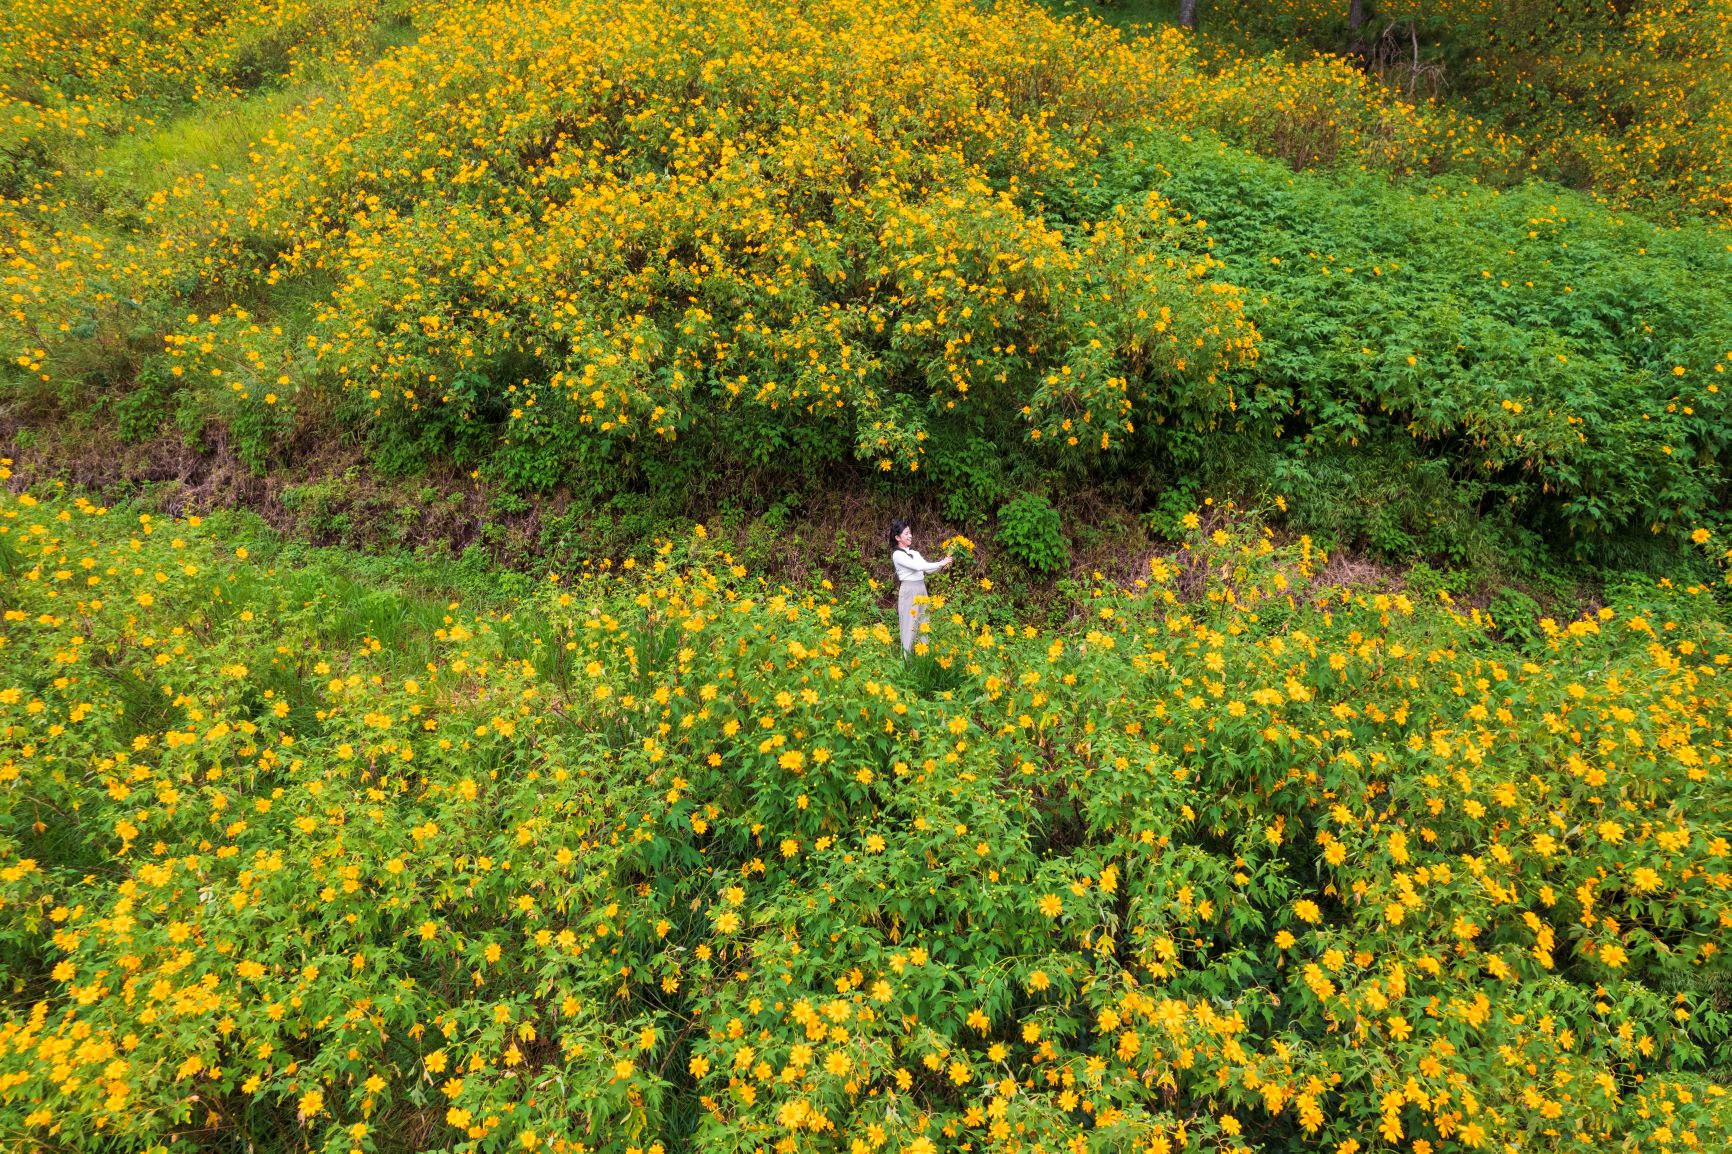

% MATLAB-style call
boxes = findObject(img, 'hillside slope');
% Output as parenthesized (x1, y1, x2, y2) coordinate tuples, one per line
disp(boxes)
(1, 0, 1729, 587)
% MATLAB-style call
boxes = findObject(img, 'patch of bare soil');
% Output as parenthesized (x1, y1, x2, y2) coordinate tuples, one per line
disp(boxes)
(2, 420, 501, 555)
(2, 419, 1455, 617)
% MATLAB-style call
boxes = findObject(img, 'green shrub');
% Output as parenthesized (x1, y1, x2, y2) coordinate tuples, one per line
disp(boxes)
(1487, 584, 1544, 649)
(112, 373, 170, 444)
(996, 491, 1070, 574)
(1105, 133, 1732, 557)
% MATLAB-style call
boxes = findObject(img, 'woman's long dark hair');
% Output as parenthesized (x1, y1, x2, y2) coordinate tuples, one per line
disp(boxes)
(888, 519, 911, 557)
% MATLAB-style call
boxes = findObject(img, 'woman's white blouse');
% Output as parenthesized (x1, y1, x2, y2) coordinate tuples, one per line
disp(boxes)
(892, 548, 945, 583)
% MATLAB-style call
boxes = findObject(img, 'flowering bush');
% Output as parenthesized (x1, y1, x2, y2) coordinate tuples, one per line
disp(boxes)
(2, 480, 1729, 1151)
(0, 0, 427, 418)
(145, 0, 1263, 488)
(1212, 0, 1732, 225)
(0, 0, 422, 179)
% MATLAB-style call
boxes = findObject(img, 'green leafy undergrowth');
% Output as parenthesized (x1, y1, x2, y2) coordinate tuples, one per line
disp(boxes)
(1057, 133, 1732, 556)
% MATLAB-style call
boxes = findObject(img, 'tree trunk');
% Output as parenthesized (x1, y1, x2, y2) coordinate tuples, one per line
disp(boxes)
(1179, 0, 1198, 29)
(1346, 0, 1369, 63)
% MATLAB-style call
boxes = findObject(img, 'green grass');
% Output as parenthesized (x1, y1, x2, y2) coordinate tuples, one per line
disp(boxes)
(92, 87, 308, 200)
(88, 9, 422, 204)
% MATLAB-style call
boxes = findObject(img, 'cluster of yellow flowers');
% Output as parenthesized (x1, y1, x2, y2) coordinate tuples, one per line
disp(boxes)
(1161, 25, 1527, 179)
(12, 0, 1722, 494)
(0, 0, 412, 147)
(1, 481, 1728, 1151)
(0, 1, 428, 398)
(138, 0, 1269, 478)
(1211, 0, 1732, 223)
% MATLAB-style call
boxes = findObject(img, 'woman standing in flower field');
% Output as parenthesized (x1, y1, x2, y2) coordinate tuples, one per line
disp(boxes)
(890, 519, 952, 654)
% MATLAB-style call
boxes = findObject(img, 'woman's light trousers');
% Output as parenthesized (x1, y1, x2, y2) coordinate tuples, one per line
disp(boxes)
(898, 578, 928, 654)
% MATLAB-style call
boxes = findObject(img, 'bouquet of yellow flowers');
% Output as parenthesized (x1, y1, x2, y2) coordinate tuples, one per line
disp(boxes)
(938, 534, 980, 588)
